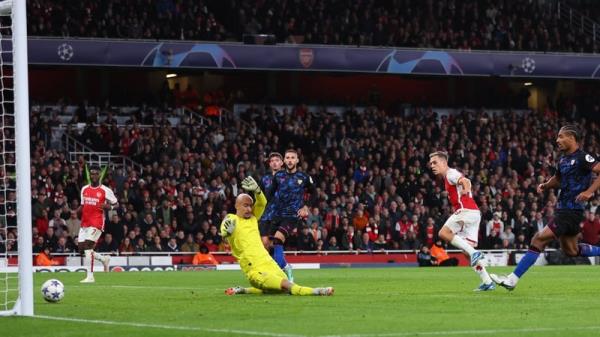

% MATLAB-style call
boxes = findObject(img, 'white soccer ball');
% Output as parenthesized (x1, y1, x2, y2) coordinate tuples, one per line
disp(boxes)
(41, 279, 65, 303)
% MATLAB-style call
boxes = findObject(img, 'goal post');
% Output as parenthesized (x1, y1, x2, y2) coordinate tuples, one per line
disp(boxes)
(0, 0, 33, 317)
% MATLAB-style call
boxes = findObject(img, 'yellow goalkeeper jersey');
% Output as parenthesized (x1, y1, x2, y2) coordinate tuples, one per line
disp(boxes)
(220, 192, 273, 274)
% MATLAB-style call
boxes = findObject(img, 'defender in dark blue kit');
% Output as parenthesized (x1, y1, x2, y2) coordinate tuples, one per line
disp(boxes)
(492, 125, 600, 290)
(259, 152, 283, 249)
(268, 149, 316, 281)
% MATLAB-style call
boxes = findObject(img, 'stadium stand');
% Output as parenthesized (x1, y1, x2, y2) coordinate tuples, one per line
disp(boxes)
(6, 94, 598, 257)
(28, 0, 599, 53)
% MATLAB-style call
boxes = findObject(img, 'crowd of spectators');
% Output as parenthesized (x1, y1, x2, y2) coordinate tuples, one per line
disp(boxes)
(28, 0, 599, 53)
(2, 97, 600, 260)
(27, 0, 227, 41)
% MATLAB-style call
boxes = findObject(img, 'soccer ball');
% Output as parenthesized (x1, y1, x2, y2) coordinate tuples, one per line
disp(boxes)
(41, 279, 65, 303)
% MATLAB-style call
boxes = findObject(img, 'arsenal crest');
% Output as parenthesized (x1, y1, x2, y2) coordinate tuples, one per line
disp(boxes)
(299, 49, 314, 68)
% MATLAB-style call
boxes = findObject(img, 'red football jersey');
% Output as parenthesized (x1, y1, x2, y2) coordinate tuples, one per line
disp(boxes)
(444, 168, 479, 211)
(80, 184, 117, 230)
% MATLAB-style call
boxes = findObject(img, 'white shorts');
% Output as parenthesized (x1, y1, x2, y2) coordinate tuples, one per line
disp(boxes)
(77, 227, 102, 243)
(443, 209, 481, 246)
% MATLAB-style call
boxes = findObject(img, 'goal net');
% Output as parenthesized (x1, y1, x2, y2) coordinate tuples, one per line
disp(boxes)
(0, 0, 33, 316)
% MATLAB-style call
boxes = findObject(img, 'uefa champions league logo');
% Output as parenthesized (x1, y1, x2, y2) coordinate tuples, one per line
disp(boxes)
(57, 43, 74, 61)
(521, 57, 536, 74)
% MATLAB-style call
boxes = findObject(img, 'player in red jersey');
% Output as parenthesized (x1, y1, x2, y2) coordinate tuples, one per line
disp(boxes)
(78, 165, 118, 283)
(429, 151, 494, 291)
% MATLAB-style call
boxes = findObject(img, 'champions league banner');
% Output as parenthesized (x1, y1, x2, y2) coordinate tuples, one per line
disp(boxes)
(22, 38, 600, 78)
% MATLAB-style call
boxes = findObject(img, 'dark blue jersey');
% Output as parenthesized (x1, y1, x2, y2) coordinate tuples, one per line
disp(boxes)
(270, 170, 315, 219)
(260, 172, 278, 222)
(556, 149, 597, 210)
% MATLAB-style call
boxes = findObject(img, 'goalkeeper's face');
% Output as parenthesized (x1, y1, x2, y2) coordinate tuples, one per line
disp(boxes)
(235, 194, 254, 219)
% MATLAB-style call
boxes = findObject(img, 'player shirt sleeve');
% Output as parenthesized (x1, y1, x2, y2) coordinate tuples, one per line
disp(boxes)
(267, 171, 283, 200)
(253, 190, 267, 220)
(445, 168, 462, 185)
(580, 152, 598, 172)
(102, 185, 118, 205)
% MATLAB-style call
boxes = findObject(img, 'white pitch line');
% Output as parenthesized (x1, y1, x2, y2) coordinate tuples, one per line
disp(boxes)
(320, 326, 600, 337)
(34, 315, 307, 337)
(69, 284, 216, 291)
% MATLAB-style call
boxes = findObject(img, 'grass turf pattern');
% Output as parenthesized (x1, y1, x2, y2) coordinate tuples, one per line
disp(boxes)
(1, 266, 599, 337)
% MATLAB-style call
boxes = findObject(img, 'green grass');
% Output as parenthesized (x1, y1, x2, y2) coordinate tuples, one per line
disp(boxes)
(1, 266, 600, 337)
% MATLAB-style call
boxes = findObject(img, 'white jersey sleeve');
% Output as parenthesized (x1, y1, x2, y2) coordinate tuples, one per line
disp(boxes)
(101, 185, 118, 204)
(446, 168, 462, 185)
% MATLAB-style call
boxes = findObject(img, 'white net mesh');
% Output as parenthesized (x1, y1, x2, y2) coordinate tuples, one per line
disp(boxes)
(0, 1, 17, 312)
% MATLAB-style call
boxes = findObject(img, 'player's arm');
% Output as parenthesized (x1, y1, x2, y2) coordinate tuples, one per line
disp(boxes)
(298, 175, 316, 218)
(456, 176, 472, 196)
(538, 175, 560, 193)
(539, 160, 562, 193)
(253, 189, 267, 220)
(241, 176, 266, 219)
(576, 161, 600, 202)
(102, 186, 119, 210)
(220, 215, 237, 238)
(265, 172, 280, 201)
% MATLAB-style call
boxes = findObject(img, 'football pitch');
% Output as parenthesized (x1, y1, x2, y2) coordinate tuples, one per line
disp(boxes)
(2, 266, 600, 337)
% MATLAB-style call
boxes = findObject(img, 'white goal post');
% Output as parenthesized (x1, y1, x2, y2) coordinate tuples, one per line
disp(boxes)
(0, 0, 33, 317)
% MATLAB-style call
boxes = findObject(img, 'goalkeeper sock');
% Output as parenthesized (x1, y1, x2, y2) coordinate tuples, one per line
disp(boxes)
(244, 287, 263, 294)
(450, 235, 476, 256)
(273, 244, 287, 269)
(290, 284, 314, 296)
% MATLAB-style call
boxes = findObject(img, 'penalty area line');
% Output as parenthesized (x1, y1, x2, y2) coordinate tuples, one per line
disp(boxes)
(33, 315, 307, 337)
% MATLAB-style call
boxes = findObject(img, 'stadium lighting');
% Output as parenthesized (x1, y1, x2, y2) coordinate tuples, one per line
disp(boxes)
(524, 82, 533, 86)
(166, 73, 177, 78)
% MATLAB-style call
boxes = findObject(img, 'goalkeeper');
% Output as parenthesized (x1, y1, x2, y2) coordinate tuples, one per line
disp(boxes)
(222, 176, 333, 296)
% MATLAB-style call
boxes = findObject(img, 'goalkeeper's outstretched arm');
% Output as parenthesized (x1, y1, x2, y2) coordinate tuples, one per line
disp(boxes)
(241, 176, 267, 220)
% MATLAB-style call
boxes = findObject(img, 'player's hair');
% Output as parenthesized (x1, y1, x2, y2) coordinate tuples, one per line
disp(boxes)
(268, 152, 283, 160)
(429, 151, 449, 161)
(285, 149, 298, 156)
(559, 124, 581, 142)
(89, 164, 101, 172)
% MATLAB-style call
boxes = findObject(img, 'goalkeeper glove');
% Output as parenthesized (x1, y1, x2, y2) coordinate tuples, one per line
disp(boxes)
(241, 176, 261, 194)
(221, 217, 236, 236)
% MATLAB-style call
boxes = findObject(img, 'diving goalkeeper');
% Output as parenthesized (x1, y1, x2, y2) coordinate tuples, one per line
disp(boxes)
(222, 176, 333, 296)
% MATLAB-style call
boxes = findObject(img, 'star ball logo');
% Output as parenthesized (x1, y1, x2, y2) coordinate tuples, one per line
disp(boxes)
(57, 43, 74, 61)
(521, 57, 536, 74)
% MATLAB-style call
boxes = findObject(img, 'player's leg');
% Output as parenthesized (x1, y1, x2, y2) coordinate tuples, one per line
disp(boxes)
(259, 220, 272, 251)
(491, 225, 554, 290)
(272, 218, 294, 281)
(225, 286, 263, 295)
(233, 266, 333, 296)
(455, 212, 494, 291)
(438, 212, 480, 265)
(559, 235, 580, 257)
(78, 230, 96, 283)
(90, 233, 111, 272)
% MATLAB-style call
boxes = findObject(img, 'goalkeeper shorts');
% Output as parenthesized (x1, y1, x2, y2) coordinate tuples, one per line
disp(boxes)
(247, 265, 288, 292)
